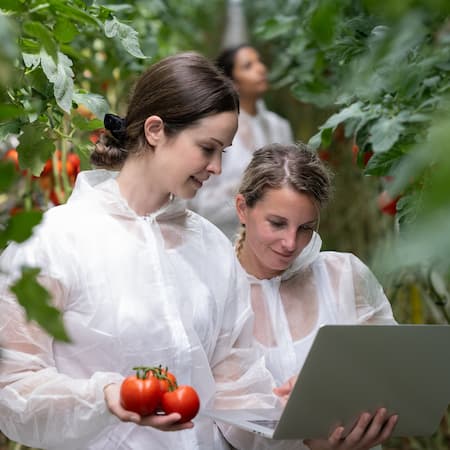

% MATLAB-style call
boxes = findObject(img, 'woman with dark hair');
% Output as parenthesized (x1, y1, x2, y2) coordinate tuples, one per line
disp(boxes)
(190, 44, 294, 240)
(233, 142, 398, 450)
(0, 52, 279, 450)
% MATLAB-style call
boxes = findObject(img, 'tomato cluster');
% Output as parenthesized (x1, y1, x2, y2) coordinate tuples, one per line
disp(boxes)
(3, 148, 81, 209)
(120, 365, 200, 423)
(39, 150, 81, 205)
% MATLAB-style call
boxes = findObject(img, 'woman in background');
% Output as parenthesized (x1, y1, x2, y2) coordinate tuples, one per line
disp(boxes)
(190, 44, 294, 240)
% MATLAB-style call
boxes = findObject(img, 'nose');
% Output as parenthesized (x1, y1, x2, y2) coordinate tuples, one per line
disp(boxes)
(281, 229, 297, 252)
(207, 151, 222, 175)
(258, 61, 267, 75)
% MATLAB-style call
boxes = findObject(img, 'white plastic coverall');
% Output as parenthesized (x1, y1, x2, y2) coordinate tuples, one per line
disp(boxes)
(0, 170, 277, 450)
(222, 233, 396, 450)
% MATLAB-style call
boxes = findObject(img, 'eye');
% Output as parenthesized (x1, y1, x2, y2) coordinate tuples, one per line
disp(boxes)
(298, 224, 315, 234)
(269, 220, 285, 229)
(201, 146, 215, 154)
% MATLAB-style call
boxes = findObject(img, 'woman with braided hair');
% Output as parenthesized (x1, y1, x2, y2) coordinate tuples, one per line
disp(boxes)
(232, 142, 399, 450)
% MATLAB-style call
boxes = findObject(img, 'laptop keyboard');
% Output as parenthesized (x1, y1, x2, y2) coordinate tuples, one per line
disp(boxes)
(248, 419, 279, 430)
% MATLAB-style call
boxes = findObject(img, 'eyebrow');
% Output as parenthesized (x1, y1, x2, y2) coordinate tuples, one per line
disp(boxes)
(210, 137, 224, 146)
(269, 215, 318, 225)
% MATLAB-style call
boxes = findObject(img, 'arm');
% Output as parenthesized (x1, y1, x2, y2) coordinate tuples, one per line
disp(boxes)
(0, 239, 125, 449)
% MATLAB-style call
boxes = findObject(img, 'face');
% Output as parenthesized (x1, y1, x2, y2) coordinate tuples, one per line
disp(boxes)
(155, 111, 238, 199)
(232, 47, 268, 99)
(236, 186, 319, 279)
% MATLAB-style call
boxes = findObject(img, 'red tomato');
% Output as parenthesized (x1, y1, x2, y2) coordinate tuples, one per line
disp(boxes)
(120, 373, 161, 416)
(145, 366, 177, 394)
(41, 159, 53, 176)
(377, 190, 399, 216)
(3, 149, 19, 170)
(351, 143, 359, 164)
(3, 148, 28, 175)
(67, 152, 81, 173)
(363, 150, 373, 167)
(161, 385, 200, 423)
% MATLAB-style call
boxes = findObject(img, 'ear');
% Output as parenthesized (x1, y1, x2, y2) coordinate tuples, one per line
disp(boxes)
(143, 115, 164, 146)
(235, 194, 248, 225)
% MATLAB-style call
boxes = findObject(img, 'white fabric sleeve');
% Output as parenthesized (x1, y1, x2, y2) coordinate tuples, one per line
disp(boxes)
(211, 258, 286, 449)
(0, 238, 123, 449)
(349, 254, 397, 325)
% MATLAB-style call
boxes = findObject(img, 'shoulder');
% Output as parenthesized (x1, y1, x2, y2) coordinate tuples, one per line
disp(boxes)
(186, 209, 235, 254)
(263, 109, 289, 125)
(316, 251, 371, 273)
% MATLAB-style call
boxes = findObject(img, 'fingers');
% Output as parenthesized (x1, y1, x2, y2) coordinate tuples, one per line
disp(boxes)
(373, 412, 399, 444)
(139, 412, 194, 431)
(344, 409, 399, 448)
(273, 375, 297, 397)
(326, 426, 345, 447)
(343, 412, 373, 446)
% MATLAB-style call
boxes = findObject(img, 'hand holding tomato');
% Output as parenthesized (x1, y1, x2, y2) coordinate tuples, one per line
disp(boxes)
(108, 365, 200, 430)
(104, 382, 193, 431)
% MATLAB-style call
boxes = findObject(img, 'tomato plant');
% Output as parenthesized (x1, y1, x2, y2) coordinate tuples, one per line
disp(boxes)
(120, 367, 162, 416)
(161, 385, 200, 423)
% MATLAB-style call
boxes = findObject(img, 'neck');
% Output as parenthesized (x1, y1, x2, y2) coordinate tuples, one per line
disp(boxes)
(238, 242, 283, 280)
(116, 154, 171, 215)
(240, 97, 259, 116)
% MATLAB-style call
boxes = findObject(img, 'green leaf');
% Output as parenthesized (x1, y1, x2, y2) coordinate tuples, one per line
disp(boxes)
(54, 18, 78, 44)
(72, 92, 109, 119)
(0, 162, 17, 192)
(72, 115, 103, 131)
(17, 123, 55, 176)
(320, 102, 365, 131)
(310, 1, 339, 46)
(10, 267, 70, 342)
(0, 210, 43, 249)
(40, 49, 74, 113)
(0, 121, 21, 140)
(23, 21, 58, 61)
(0, 0, 26, 12)
(0, 104, 24, 122)
(368, 115, 405, 152)
(104, 16, 146, 59)
(308, 131, 322, 150)
(49, 0, 99, 27)
(364, 146, 405, 176)
(255, 16, 297, 40)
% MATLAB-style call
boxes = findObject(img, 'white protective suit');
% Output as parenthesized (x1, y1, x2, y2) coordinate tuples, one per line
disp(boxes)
(190, 100, 294, 240)
(222, 233, 395, 450)
(0, 170, 277, 450)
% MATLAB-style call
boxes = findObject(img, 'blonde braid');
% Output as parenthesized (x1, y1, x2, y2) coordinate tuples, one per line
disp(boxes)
(234, 225, 246, 259)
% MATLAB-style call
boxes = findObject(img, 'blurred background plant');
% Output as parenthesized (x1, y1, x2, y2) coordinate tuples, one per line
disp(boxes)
(2, 0, 450, 449)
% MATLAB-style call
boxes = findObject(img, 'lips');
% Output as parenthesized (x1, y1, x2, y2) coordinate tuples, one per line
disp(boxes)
(272, 249, 295, 259)
(190, 176, 208, 188)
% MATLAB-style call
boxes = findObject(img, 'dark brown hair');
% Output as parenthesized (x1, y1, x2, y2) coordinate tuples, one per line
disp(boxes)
(91, 52, 239, 168)
(235, 142, 333, 252)
(216, 44, 252, 80)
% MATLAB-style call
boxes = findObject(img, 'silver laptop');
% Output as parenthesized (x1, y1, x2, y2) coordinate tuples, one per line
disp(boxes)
(202, 324, 450, 440)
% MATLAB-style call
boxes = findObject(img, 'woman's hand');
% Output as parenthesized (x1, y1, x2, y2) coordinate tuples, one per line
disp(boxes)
(104, 383, 194, 431)
(273, 375, 298, 406)
(303, 408, 398, 450)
